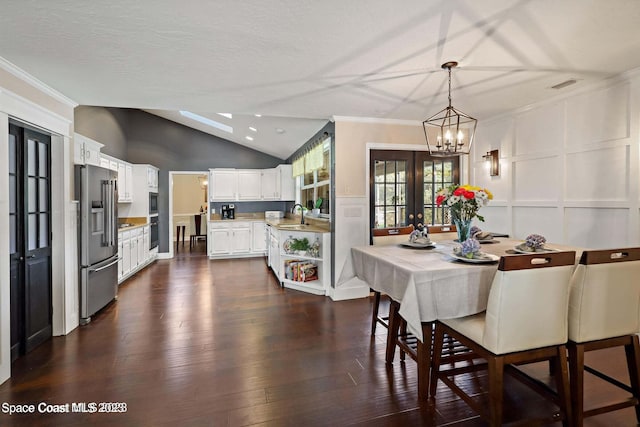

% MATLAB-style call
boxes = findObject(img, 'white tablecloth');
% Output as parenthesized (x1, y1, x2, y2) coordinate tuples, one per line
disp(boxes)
(341, 238, 580, 341)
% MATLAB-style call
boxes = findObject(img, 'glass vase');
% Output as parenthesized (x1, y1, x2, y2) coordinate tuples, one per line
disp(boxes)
(452, 216, 473, 242)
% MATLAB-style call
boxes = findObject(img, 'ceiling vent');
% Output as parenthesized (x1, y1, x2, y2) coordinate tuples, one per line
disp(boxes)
(551, 79, 577, 90)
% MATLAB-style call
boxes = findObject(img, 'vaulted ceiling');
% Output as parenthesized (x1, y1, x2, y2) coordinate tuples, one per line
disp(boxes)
(1, 0, 640, 158)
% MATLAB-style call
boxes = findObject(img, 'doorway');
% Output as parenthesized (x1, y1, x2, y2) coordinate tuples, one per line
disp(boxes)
(9, 123, 53, 362)
(169, 171, 209, 256)
(369, 150, 460, 232)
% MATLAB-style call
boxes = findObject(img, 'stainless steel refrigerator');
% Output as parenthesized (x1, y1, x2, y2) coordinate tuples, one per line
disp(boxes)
(75, 164, 119, 324)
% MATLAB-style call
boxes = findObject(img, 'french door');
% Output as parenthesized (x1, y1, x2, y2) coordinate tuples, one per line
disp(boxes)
(9, 123, 53, 362)
(370, 150, 459, 230)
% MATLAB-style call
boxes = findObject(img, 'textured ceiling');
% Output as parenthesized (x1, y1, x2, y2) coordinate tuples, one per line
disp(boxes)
(1, 0, 640, 158)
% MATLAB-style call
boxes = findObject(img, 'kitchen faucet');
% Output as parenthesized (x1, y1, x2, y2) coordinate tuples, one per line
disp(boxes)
(291, 203, 305, 224)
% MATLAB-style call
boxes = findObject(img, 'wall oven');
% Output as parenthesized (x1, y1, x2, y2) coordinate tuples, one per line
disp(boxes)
(150, 215, 159, 249)
(149, 192, 158, 215)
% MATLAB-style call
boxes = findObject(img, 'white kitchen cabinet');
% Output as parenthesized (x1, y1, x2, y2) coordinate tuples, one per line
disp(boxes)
(73, 133, 103, 166)
(252, 221, 267, 253)
(118, 225, 155, 284)
(208, 223, 232, 256)
(208, 220, 263, 258)
(209, 169, 238, 201)
(273, 229, 330, 295)
(121, 232, 131, 278)
(147, 165, 159, 192)
(143, 226, 150, 262)
(231, 223, 252, 253)
(261, 169, 278, 200)
(208, 165, 295, 201)
(137, 229, 145, 265)
(237, 170, 262, 200)
(117, 161, 134, 203)
(276, 164, 295, 201)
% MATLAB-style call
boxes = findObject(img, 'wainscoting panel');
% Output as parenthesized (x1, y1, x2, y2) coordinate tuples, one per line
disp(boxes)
(565, 207, 629, 248)
(513, 206, 562, 242)
(513, 156, 561, 201)
(476, 206, 509, 236)
(565, 145, 629, 201)
(514, 101, 564, 156)
(566, 81, 630, 146)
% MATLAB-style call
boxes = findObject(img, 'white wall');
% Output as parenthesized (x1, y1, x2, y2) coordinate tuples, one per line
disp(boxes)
(473, 71, 640, 248)
(332, 69, 640, 300)
(0, 60, 76, 384)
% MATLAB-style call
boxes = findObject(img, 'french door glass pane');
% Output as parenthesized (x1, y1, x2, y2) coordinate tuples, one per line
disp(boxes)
(9, 175, 16, 213)
(28, 177, 37, 212)
(373, 159, 408, 228)
(9, 134, 16, 174)
(10, 215, 16, 255)
(28, 138, 36, 176)
(39, 213, 48, 248)
(38, 142, 48, 176)
(374, 207, 385, 228)
(374, 161, 385, 182)
(39, 179, 48, 211)
(28, 214, 37, 251)
(384, 184, 394, 204)
(385, 207, 395, 227)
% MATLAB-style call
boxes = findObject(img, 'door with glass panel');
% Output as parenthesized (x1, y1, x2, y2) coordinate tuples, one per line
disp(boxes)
(370, 150, 459, 231)
(9, 123, 52, 362)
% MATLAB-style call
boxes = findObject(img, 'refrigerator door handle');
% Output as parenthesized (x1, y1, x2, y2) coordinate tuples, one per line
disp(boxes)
(101, 180, 109, 247)
(89, 256, 121, 273)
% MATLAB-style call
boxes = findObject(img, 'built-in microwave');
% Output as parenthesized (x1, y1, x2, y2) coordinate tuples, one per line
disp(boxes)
(149, 192, 158, 215)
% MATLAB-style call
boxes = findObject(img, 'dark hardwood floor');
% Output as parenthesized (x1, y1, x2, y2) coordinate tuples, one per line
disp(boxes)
(0, 243, 637, 426)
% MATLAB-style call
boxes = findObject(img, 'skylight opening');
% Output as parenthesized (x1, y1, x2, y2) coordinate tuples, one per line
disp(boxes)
(179, 111, 233, 133)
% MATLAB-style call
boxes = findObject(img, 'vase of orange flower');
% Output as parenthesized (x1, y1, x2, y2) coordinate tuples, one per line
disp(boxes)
(436, 184, 493, 242)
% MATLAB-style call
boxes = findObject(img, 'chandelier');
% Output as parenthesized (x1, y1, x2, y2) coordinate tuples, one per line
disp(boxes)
(422, 61, 477, 157)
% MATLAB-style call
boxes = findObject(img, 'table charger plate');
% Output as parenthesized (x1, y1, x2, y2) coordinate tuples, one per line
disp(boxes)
(400, 241, 436, 249)
(513, 243, 558, 254)
(451, 252, 500, 263)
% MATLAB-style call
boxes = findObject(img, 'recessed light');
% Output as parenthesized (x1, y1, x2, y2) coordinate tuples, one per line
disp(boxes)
(245, 136, 254, 141)
(275, 128, 285, 134)
(254, 114, 262, 117)
(179, 111, 233, 133)
(249, 127, 257, 132)
(217, 113, 232, 119)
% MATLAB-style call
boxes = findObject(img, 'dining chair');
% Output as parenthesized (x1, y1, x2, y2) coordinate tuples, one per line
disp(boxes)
(567, 247, 640, 426)
(425, 224, 457, 241)
(370, 225, 414, 335)
(189, 214, 207, 249)
(430, 251, 576, 426)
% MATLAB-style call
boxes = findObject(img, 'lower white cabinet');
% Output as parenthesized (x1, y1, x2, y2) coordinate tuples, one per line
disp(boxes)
(118, 225, 156, 284)
(207, 220, 266, 258)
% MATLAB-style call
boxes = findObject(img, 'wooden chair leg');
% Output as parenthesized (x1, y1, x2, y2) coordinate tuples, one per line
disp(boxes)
(429, 322, 445, 397)
(569, 343, 585, 427)
(552, 346, 572, 426)
(399, 319, 407, 361)
(385, 301, 401, 363)
(624, 335, 640, 422)
(371, 291, 381, 336)
(416, 321, 433, 400)
(488, 356, 505, 427)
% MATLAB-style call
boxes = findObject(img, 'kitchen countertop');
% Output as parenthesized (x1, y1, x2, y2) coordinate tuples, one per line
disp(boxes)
(118, 223, 148, 231)
(265, 218, 330, 233)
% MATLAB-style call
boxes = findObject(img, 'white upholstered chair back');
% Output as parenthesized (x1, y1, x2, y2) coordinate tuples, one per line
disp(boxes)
(372, 225, 414, 246)
(568, 248, 640, 343)
(482, 252, 576, 355)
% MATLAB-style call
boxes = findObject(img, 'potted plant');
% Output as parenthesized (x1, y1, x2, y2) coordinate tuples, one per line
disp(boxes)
(290, 237, 310, 255)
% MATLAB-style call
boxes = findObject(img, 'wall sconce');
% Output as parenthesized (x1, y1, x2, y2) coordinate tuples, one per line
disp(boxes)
(483, 149, 499, 176)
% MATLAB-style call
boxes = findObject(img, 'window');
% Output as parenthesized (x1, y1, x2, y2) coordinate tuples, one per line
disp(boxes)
(297, 137, 330, 215)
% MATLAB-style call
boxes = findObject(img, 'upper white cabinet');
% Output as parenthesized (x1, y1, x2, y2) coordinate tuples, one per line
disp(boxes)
(276, 164, 295, 201)
(147, 165, 159, 192)
(209, 169, 238, 201)
(209, 165, 295, 202)
(74, 133, 103, 166)
(237, 170, 262, 200)
(117, 161, 134, 203)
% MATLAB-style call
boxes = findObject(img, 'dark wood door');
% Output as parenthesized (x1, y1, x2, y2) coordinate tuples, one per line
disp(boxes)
(9, 123, 52, 361)
(369, 150, 459, 231)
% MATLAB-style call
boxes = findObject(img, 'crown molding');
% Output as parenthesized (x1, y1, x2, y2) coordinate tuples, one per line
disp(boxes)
(332, 115, 421, 126)
(0, 56, 78, 108)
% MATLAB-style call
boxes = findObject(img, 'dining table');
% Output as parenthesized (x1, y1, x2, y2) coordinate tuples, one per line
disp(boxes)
(339, 236, 584, 398)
